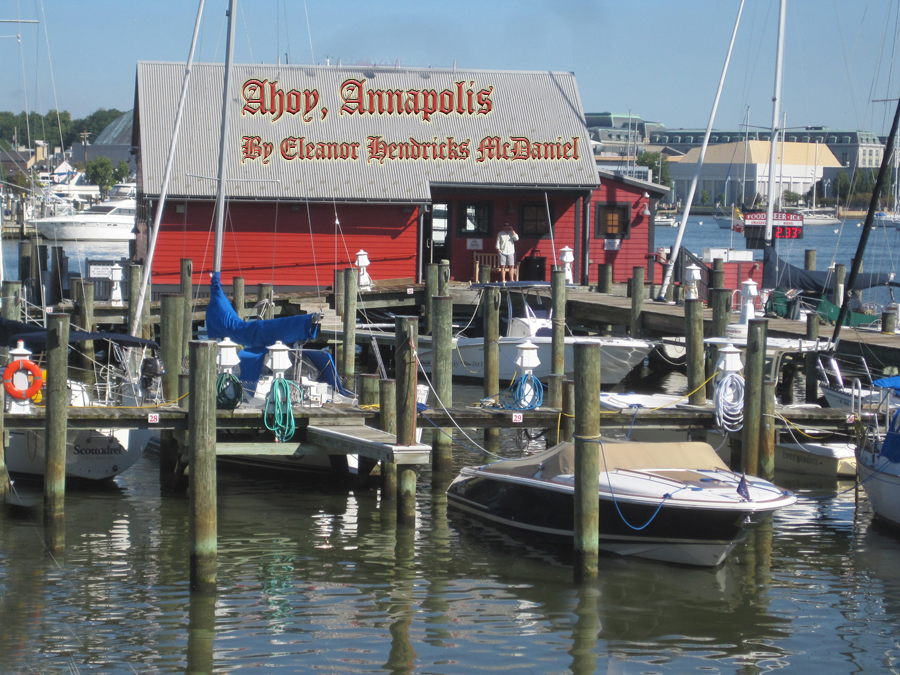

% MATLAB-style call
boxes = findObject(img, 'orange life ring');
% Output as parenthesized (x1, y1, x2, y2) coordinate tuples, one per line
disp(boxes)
(3, 359, 44, 400)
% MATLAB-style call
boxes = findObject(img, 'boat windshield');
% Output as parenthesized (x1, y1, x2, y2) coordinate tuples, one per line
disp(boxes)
(86, 205, 117, 214)
(107, 184, 136, 199)
(508, 289, 551, 319)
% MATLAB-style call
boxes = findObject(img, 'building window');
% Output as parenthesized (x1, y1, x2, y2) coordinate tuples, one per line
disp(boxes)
(457, 201, 492, 236)
(595, 203, 631, 239)
(520, 202, 554, 235)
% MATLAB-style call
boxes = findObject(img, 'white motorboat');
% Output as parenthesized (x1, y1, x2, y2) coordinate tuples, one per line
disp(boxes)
(415, 282, 656, 385)
(447, 438, 796, 567)
(817, 354, 900, 413)
(31, 183, 137, 241)
(655, 215, 677, 227)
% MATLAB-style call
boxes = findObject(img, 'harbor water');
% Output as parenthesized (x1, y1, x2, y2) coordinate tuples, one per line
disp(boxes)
(3, 225, 900, 672)
(1, 419, 897, 674)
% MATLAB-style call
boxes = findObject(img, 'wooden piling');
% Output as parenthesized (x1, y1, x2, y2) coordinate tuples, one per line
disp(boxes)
(597, 264, 612, 293)
(432, 295, 453, 471)
(181, 259, 193, 348)
(333, 268, 345, 317)
(127, 263, 143, 337)
(438, 259, 450, 296)
(49, 246, 64, 305)
(44, 313, 69, 552)
(546, 374, 566, 445)
(380, 378, 398, 501)
(760, 380, 776, 481)
(742, 319, 768, 476)
(2, 281, 22, 361)
(561, 379, 575, 443)
(18, 240, 33, 283)
(804, 249, 817, 271)
(630, 266, 644, 338)
(71, 280, 96, 384)
(833, 264, 845, 306)
(685, 298, 705, 405)
(232, 276, 245, 320)
(574, 343, 601, 581)
(805, 313, 820, 403)
(478, 263, 491, 284)
(257, 283, 275, 320)
(394, 317, 418, 524)
(358, 373, 380, 406)
(551, 268, 566, 376)
(161, 294, 185, 402)
(342, 268, 357, 383)
(425, 263, 438, 333)
(483, 286, 500, 445)
(188, 340, 217, 593)
(395, 317, 418, 446)
(710, 258, 725, 290)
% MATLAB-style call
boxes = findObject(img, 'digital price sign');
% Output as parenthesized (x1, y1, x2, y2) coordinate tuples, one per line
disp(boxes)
(743, 211, 803, 247)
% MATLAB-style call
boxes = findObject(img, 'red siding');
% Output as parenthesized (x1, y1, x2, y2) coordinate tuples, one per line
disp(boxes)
(433, 190, 580, 282)
(586, 182, 653, 284)
(150, 202, 417, 285)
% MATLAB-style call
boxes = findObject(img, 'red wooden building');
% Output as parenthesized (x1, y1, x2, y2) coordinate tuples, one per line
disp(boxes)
(134, 63, 670, 289)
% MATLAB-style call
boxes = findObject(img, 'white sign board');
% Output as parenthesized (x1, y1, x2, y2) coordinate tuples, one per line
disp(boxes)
(466, 238, 484, 250)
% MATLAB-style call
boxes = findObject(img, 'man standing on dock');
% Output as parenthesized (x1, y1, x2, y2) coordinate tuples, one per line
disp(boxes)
(496, 222, 519, 282)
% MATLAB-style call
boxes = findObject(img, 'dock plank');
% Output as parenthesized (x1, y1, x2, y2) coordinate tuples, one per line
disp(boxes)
(307, 424, 431, 464)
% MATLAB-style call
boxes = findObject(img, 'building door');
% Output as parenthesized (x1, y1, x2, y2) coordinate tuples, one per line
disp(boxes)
(423, 203, 450, 265)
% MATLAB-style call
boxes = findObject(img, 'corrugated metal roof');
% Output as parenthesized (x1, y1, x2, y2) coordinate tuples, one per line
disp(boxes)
(136, 62, 598, 202)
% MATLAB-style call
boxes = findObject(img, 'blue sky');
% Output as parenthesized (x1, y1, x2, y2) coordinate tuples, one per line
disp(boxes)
(3, 0, 900, 136)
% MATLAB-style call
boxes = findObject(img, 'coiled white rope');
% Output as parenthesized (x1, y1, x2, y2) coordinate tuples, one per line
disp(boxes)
(714, 372, 745, 433)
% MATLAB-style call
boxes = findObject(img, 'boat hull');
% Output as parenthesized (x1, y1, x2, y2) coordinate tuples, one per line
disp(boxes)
(6, 428, 149, 481)
(857, 447, 900, 527)
(417, 336, 654, 384)
(448, 472, 765, 567)
(34, 219, 136, 241)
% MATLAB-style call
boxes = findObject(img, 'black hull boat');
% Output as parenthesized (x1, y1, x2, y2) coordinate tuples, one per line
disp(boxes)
(447, 440, 796, 567)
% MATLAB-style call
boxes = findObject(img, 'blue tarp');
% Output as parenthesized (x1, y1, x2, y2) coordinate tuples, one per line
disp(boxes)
(302, 349, 355, 397)
(206, 272, 319, 389)
(874, 376, 900, 394)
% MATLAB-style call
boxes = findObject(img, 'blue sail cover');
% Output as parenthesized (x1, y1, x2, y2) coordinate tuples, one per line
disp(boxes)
(206, 272, 319, 389)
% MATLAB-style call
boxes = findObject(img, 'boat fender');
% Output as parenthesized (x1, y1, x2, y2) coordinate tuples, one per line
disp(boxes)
(3, 359, 44, 400)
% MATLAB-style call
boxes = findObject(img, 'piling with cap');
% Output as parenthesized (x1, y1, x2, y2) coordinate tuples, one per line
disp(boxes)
(432, 295, 453, 471)
(574, 343, 601, 581)
(188, 340, 217, 592)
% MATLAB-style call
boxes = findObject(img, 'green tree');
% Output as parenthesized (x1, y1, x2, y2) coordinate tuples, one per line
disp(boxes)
(8, 170, 29, 195)
(783, 190, 801, 205)
(85, 156, 115, 196)
(113, 160, 132, 184)
(700, 190, 710, 205)
(832, 172, 851, 201)
(636, 151, 671, 187)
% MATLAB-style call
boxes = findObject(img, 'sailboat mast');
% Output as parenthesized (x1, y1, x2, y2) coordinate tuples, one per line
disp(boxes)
(656, 0, 745, 302)
(129, 0, 206, 337)
(831, 93, 900, 342)
(213, 0, 238, 273)
(764, 0, 786, 242)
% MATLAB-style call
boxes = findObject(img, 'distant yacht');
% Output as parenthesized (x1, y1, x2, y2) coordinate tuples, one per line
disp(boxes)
(31, 183, 137, 241)
(795, 208, 840, 226)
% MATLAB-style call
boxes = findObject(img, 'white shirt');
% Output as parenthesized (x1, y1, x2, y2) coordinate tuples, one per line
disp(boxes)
(496, 229, 519, 255)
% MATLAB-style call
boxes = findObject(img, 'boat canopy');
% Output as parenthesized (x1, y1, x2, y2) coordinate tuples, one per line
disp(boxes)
(205, 272, 319, 387)
(763, 245, 894, 293)
(481, 439, 729, 480)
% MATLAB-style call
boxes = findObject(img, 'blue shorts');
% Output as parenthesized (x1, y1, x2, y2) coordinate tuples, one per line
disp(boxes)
(499, 252, 515, 266)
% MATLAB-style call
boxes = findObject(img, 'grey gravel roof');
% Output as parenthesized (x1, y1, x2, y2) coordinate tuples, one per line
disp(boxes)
(136, 62, 598, 202)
